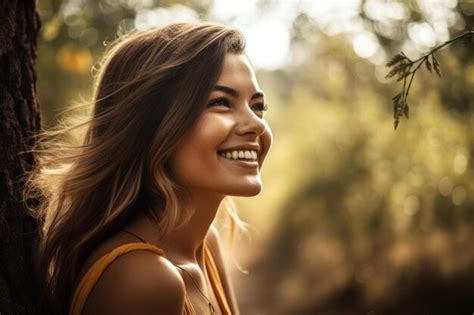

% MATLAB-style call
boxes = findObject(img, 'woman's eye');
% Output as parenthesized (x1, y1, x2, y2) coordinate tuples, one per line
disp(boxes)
(251, 103, 269, 114)
(207, 98, 230, 108)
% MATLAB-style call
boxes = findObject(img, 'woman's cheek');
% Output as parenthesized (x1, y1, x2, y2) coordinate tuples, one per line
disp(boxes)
(199, 114, 235, 143)
(259, 122, 273, 166)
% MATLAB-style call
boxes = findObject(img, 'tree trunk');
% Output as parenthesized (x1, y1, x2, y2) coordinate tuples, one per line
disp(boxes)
(0, 0, 41, 314)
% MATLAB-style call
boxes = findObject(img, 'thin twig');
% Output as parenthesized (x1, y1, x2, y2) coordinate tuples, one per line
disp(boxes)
(386, 30, 473, 130)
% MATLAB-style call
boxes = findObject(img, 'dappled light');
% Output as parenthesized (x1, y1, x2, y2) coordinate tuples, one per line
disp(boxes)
(36, 0, 474, 314)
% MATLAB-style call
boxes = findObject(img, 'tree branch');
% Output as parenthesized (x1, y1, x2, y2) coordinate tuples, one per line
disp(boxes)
(386, 30, 473, 130)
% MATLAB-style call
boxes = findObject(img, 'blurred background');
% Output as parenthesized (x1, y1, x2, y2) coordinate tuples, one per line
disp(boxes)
(36, 0, 474, 314)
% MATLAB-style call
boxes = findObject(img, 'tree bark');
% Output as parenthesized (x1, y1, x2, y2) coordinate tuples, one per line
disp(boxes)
(0, 0, 41, 314)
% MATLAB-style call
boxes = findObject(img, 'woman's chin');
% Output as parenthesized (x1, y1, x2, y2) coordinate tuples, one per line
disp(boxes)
(228, 184, 262, 197)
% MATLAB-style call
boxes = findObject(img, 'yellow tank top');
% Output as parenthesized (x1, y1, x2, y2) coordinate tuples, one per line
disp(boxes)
(69, 241, 232, 315)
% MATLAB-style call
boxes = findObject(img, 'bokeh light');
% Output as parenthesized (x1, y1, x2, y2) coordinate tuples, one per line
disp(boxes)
(35, 0, 474, 314)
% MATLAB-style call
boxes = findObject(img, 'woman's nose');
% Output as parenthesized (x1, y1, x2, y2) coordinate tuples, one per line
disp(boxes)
(235, 105, 266, 137)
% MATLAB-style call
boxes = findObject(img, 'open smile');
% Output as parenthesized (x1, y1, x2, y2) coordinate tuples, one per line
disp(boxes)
(217, 150, 258, 168)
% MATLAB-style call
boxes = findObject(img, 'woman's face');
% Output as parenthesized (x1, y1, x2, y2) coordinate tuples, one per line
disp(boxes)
(170, 53, 273, 197)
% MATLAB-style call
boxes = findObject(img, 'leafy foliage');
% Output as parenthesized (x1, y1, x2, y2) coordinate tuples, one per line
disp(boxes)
(386, 30, 473, 130)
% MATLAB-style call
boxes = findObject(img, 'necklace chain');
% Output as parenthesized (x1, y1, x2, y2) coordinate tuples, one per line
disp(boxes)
(120, 230, 216, 315)
(172, 263, 216, 315)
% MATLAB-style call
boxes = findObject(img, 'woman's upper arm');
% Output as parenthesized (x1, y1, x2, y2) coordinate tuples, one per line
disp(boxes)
(206, 225, 241, 315)
(82, 250, 185, 315)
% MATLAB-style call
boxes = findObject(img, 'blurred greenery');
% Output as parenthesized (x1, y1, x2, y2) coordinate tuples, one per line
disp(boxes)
(36, 1, 474, 314)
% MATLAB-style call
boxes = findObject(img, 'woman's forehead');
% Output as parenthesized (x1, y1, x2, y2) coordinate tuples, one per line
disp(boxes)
(215, 54, 261, 92)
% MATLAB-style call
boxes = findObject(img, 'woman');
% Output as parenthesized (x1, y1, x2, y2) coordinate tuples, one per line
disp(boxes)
(25, 22, 272, 314)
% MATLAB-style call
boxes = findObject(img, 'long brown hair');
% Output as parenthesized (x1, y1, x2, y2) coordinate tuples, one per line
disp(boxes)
(23, 22, 246, 314)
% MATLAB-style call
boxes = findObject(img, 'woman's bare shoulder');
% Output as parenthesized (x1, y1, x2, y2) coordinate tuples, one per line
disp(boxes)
(81, 245, 185, 315)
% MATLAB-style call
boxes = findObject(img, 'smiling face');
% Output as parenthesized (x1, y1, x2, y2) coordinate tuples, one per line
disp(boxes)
(169, 53, 273, 198)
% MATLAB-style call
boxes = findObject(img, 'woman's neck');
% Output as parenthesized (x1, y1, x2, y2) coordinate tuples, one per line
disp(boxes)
(126, 189, 224, 265)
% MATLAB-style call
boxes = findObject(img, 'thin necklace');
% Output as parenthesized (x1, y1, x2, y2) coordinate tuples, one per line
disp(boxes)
(120, 229, 216, 315)
(171, 262, 216, 315)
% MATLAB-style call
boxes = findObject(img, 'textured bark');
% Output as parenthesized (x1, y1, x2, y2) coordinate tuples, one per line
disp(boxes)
(0, 0, 42, 314)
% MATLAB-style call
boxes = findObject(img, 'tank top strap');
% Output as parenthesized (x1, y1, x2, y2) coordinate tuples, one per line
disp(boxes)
(204, 240, 232, 315)
(69, 242, 168, 315)
(116, 235, 232, 314)
(70, 231, 229, 315)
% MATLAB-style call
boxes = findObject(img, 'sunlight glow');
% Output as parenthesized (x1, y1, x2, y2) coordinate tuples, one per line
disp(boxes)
(364, 0, 409, 21)
(210, 0, 293, 70)
(408, 22, 437, 48)
(244, 20, 291, 70)
(134, 5, 199, 31)
(452, 186, 467, 206)
(353, 32, 379, 58)
(454, 153, 468, 174)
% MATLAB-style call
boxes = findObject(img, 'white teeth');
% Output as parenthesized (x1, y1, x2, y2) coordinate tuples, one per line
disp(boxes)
(219, 150, 258, 161)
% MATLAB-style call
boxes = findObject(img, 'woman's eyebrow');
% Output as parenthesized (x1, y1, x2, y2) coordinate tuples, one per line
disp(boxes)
(214, 85, 265, 100)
